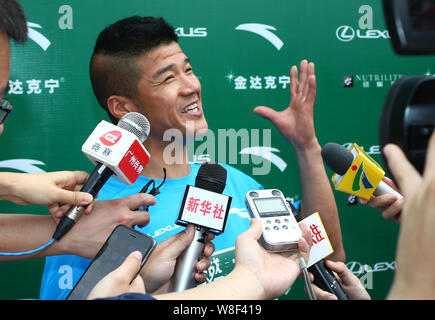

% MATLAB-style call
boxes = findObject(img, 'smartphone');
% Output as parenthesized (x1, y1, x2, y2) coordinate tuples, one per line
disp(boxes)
(245, 189, 302, 252)
(66, 224, 156, 300)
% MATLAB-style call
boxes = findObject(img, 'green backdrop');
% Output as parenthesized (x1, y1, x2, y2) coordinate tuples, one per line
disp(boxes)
(1, 0, 433, 300)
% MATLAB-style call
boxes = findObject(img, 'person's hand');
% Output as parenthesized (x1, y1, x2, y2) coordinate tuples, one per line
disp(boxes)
(57, 193, 155, 259)
(153, 219, 311, 300)
(255, 60, 346, 263)
(0, 171, 94, 216)
(386, 133, 435, 299)
(233, 219, 312, 299)
(253, 59, 317, 151)
(309, 260, 371, 300)
(141, 224, 215, 294)
(359, 177, 403, 223)
(87, 251, 145, 300)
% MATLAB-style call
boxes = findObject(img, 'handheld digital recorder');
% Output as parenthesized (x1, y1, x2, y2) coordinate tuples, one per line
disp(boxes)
(245, 189, 302, 252)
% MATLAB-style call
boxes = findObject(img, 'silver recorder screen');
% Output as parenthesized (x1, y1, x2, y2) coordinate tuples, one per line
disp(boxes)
(253, 197, 289, 217)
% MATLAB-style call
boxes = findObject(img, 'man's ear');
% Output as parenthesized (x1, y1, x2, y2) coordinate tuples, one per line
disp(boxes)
(107, 95, 137, 120)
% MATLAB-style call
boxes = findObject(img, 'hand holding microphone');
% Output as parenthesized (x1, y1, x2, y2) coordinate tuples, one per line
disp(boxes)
(0, 113, 151, 258)
(172, 163, 232, 292)
(309, 260, 371, 300)
(321, 142, 403, 199)
(359, 176, 404, 222)
(52, 112, 151, 241)
(321, 142, 404, 222)
(0, 170, 94, 216)
(140, 224, 215, 294)
(287, 202, 348, 300)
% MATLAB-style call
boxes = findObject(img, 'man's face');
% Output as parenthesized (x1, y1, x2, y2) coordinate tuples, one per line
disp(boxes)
(132, 42, 208, 141)
(0, 31, 11, 136)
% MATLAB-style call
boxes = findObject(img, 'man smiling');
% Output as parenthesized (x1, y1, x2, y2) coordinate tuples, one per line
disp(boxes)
(40, 16, 345, 299)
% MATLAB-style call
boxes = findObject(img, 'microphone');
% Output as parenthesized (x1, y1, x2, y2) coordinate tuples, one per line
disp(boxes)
(172, 163, 232, 292)
(308, 260, 349, 300)
(321, 142, 403, 200)
(288, 202, 348, 300)
(52, 112, 151, 240)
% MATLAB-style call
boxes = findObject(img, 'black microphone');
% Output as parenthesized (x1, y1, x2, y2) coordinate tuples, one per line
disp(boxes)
(172, 163, 228, 292)
(52, 112, 150, 240)
(308, 260, 349, 300)
(288, 201, 349, 300)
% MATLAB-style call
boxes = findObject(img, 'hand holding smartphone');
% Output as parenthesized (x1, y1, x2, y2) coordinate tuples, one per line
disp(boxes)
(67, 225, 156, 300)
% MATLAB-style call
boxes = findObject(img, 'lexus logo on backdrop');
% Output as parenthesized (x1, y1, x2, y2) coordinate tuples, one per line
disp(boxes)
(336, 25, 355, 42)
(336, 25, 390, 42)
(335, 5, 390, 42)
(175, 27, 207, 37)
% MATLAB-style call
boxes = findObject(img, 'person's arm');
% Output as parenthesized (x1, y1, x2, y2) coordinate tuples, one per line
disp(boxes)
(385, 133, 435, 300)
(156, 265, 265, 300)
(0, 193, 155, 261)
(88, 219, 312, 300)
(87, 225, 216, 299)
(293, 140, 345, 262)
(0, 214, 59, 261)
(359, 177, 403, 223)
(253, 60, 345, 262)
(140, 224, 215, 294)
(160, 220, 312, 300)
(310, 260, 371, 300)
(87, 251, 145, 300)
(0, 171, 93, 216)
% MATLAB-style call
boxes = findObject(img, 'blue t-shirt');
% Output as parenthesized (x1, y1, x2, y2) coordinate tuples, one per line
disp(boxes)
(40, 163, 264, 300)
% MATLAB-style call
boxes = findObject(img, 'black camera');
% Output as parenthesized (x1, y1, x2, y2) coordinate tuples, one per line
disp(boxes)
(383, 0, 435, 55)
(380, 0, 435, 176)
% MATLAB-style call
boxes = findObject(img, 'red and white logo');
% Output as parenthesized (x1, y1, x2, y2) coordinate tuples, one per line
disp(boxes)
(118, 140, 150, 184)
(100, 130, 122, 146)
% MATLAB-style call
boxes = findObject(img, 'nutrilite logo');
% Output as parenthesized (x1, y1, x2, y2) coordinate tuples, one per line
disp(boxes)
(343, 73, 403, 88)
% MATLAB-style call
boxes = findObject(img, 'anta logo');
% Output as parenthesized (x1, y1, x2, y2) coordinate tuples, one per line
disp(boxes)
(100, 130, 122, 146)
(27, 22, 51, 51)
(239, 146, 287, 172)
(351, 162, 374, 192)
(0, 159, 46, 173)
(235, 23, 284, 50)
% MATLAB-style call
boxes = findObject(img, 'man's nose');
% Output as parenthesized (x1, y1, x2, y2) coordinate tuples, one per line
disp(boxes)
(179, 74, 201, 95)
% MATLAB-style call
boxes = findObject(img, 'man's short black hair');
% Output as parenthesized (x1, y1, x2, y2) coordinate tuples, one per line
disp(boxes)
(0, 0, 28, 43)
(90, 16, 178, 123)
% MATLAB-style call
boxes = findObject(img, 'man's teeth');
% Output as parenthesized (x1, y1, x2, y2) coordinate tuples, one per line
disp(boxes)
(183, 103, 198, 113)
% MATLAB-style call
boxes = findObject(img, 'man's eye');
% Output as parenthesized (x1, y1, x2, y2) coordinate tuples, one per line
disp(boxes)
(163, 75, 174, 82)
